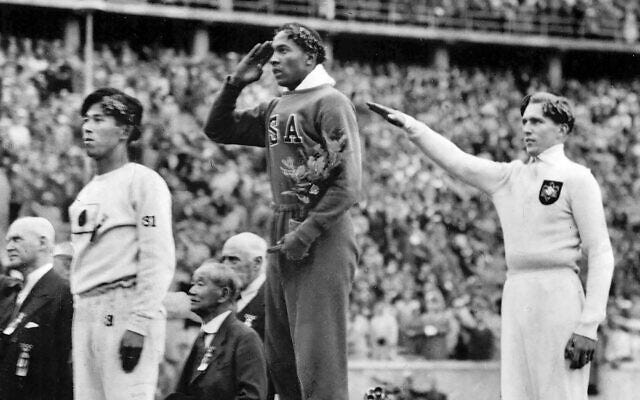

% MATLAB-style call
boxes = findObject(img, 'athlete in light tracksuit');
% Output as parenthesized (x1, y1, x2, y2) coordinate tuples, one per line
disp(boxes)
(369, 92, 614, 400)
(70, 88, 175, 400)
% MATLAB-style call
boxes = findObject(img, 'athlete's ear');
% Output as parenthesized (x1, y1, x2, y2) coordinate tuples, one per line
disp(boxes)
(120, 125, 132, 141)
(558, 123, 569, 138)
(305, 52, 316, 66)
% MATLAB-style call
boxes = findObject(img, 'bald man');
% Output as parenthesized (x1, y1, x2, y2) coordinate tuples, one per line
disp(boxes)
(221, 233, 267, 340)
(0, 217, 73, 400)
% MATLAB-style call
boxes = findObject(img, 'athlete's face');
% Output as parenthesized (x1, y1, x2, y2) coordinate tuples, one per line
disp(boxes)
(521, 102, 566, 157)
(81, 103, 126, 160)
(270, 31, 314, 90)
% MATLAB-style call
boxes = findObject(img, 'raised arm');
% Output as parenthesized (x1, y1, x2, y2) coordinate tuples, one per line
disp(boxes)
(367, 102, 507, 194)
(204, 42, 274, 147)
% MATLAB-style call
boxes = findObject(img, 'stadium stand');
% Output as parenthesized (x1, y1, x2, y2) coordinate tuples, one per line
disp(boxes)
(142, 0, 638, 41)
(1, 1, 640, 398)
(2, 33, 640, 362)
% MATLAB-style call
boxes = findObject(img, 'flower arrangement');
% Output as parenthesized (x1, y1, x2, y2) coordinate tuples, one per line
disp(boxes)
(280, 135, 349, 205)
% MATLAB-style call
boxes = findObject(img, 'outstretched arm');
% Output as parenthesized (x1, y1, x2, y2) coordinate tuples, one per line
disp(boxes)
(367, 102, 507, 194)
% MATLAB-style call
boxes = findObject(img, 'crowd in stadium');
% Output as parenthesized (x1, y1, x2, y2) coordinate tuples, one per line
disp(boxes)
(1, 33, 640, 370)
(149, 0, 639, 41)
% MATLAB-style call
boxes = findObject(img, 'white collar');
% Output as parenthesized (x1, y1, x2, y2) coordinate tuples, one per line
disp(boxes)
(290, 64, 336, 91)
(16, 263, 53, 306)
(24, 263, 52, 288)
(529, 143, 566, 164)
(201, 310, 232, 335)
(238, 273, 265, 311)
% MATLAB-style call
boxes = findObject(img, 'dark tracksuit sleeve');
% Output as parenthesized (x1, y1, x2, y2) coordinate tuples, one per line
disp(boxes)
(293, 96, 362, 246)
(203, 78, 272, 147)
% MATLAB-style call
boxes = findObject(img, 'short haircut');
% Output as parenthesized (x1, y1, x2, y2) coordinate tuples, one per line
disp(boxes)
(10, 217, 55, 251)
(224, 232, 267, 259)
(81, 87, 144, 160)
(520, 92, 575, 133)
(197, 261, 242, 303)
(275, 22, 326, 64)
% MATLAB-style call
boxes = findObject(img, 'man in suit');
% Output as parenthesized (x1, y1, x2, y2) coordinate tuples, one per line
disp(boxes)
(166, 262, 267, 400)
(221, 233, 276, 400)
(0, 217, 73, 400)
(220, 232, 267, 340)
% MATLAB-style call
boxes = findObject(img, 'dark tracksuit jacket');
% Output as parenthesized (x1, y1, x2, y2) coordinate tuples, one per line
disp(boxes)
(204, 75, 361, 400)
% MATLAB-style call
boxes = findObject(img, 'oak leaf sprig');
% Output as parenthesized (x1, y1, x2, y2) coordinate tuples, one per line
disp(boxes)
(281, 136, 349, 204)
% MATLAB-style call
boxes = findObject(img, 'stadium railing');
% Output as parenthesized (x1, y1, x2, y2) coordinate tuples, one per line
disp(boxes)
(141, 0, 626, 41)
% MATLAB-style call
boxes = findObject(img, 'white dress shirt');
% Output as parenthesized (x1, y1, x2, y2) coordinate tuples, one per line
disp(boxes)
(237, 273, 265, 312)
(16, 263, 53, 308)
(201, 310, 232, 347)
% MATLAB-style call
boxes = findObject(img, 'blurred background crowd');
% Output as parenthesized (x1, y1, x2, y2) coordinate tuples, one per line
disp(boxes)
(1, 26, 639, 372)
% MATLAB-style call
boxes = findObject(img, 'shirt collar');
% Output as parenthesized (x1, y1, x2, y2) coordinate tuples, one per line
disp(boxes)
(530, 143, 566, 164)
(201, 310, 232, 335)
(16, 263, 52, 306)
(290, 64, 336, 91)
(238, 273, 265, 311)
(242, 273, 265, 299)
(24, 263, 53, 288)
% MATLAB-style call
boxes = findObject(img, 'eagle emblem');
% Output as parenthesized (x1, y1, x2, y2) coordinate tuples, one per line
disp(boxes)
(539, 180, 563, 205)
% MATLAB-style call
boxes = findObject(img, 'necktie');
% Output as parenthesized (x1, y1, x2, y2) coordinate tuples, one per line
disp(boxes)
(1, 277, 24, 330)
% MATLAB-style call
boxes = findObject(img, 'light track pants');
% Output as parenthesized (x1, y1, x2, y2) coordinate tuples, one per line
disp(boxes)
(501, 268, 589, 400)
(72, 286, 165, 400)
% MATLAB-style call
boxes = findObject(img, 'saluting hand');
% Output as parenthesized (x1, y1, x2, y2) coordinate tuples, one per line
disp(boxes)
(366, 101, 408, 128)
(229, 41, 274, 87)
(564, 333, 596, 369)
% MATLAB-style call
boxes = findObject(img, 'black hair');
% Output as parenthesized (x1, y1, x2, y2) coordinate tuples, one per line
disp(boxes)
(520, 92, 575, 133)
(81, 87, 143, 161)
(275, 22, 326, 64)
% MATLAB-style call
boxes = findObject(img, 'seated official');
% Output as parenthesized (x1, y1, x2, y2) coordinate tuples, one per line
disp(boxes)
(166, 262, 267, 400)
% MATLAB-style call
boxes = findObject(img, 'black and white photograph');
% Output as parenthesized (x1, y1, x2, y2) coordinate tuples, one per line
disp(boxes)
(0, 1, 638, 399)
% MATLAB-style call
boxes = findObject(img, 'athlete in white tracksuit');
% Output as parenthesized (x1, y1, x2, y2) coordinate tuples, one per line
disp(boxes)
(69, 88, 175, 400)
(368, 92, 614, 400)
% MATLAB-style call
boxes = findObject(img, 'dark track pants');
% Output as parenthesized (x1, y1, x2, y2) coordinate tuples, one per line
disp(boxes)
(265, 208, 357, 400)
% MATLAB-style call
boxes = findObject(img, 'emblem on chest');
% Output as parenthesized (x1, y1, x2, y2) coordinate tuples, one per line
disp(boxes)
(539, 180, 563, 205)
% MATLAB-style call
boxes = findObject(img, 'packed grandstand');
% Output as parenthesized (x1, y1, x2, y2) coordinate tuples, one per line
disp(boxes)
(1, 0, 640, 397)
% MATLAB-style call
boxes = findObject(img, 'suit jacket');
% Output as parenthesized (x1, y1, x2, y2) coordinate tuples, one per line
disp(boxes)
(167, 312, 267, 400)
(237, 283, 265, 341)
(0, 270, 73, 400)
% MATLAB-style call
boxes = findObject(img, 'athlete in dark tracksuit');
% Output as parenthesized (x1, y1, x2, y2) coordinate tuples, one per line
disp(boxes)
(203, 24, 361, 400)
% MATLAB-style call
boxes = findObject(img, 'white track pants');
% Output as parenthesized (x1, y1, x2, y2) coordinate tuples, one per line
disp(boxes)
(501, 268, 589, 400)
(72, 286, 165, 400)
